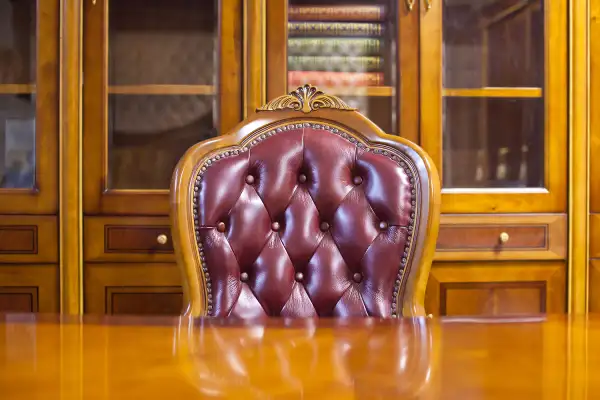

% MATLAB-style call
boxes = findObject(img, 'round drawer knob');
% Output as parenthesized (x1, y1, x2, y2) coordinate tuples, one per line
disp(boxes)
(157, 234, 168, 245)
(499, 232, 510, 244)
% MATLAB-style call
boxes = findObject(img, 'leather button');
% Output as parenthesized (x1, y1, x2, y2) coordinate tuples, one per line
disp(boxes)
(245, 175, 255, 185)
(217, 222, 226, 232)
(298, 174, 307, 183)
(353, 272, 362, 283)
(240, 272, 249, 282)
(353, 176, 363, 185)
(271, 221, 280, 232)
(295, 272, 304, 282)
(379, 221, 388, 230)
(320, 222, 330, 232)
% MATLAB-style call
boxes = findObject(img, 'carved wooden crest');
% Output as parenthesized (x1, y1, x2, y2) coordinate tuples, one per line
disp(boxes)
(257, 84, 356, 113)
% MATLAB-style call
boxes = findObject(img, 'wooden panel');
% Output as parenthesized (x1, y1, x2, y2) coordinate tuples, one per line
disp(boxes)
(84, 263, 182, 315)
(0, 290, 36, 313)
(0, 265, 58, 312)
(0, 216, 57, 263)
(435, 214, 566, 261)
(107, 287, 183, 315)
(589, 261, 600, 313)
(584, 260, 600, 314)
(425, 261, 566, 317)
(588, 214, 600, 258)
(84, 217, 174, 262)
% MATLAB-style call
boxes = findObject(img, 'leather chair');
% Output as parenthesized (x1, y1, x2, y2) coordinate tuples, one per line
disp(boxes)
(171, 85, 440, 318)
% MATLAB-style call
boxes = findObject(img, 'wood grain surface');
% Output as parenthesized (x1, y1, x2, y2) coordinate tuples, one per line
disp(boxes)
(0, 314, 597, 398)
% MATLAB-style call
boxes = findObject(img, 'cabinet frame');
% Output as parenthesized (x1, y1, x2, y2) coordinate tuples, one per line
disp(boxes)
(82, 0, 243, 215)
(0, 0, 59, 214)
(420, 0, 568, 214)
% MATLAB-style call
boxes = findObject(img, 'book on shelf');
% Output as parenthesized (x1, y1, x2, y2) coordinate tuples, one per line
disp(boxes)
(288, 56, 382, 72)
(288, 38, 382, 56)
(288, 71, 384, 87)
(288, 5, 385, 22)
(288, 22, 383, 37)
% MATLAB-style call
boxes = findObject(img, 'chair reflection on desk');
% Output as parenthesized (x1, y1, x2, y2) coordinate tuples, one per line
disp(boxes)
(177, 317, 438, 399)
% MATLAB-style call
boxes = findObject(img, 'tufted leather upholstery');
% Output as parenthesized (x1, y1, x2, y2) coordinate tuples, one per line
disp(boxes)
(171, 85, 440, 319)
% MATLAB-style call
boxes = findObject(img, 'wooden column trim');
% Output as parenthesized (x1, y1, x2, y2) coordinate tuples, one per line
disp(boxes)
(265, 0, 287, 100)
(569, 0, 590, 314)
(244, 0, 266, 116)
(59, 0, 83, 314)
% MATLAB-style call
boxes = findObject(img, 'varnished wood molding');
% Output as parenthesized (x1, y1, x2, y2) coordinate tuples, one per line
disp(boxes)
(569, 0, 590, 314)
(60, 0, 84, 315)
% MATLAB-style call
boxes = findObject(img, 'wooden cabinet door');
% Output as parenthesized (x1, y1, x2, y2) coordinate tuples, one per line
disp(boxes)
(426, 261, 566, 316)
(84, 263, 182, 315)
(265, 0, 420, 142)
(0, 0, 58, 214)
(420, 0, 567, 213)
(82, 0, 243, 215)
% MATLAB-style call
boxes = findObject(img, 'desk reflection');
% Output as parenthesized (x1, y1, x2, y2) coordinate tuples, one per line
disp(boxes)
(177, 318, 437, 399)
(2, 314, 590, 399)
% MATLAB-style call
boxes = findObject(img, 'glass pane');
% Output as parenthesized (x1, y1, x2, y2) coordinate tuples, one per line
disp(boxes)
(0, 0, 35, 84)
(443, 97, 543, 189)
(109, 0, 215, 85)
(287, 0, 397, 132)
(108, 95, 215, 190)
(107, 0, 218, 190)
(0, 0, 36, 189)
(443, 0, 544, 88)
(442, 0, 544, 189)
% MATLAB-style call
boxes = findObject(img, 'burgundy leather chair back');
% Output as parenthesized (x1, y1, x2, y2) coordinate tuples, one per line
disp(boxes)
(171, 85, 440, 318)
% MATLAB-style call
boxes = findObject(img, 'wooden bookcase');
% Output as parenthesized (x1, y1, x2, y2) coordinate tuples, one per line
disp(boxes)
(265, 0, 568, 317)
(0, 0, 590, 317)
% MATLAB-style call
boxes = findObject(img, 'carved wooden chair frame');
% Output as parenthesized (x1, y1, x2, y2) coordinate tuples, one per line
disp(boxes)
(171, 85, 441, 317)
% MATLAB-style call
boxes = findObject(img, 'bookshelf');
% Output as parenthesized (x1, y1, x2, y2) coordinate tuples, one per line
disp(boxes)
(284, 1, 396, 133)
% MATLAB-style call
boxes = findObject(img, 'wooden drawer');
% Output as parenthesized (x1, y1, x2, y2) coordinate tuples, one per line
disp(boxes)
(84, 263, 183, 315)
(84, 217, 174, 262)
(425, 261, 566, 317)
(0, 216, 58, 263)
(435, 214, 566, 261)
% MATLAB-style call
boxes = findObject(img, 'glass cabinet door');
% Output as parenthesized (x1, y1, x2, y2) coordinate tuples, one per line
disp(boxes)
(421, 0, 567, 213)
(0, 0, 58, 213)
(83, 0, 242, 215)
(266, 0, 420, 140)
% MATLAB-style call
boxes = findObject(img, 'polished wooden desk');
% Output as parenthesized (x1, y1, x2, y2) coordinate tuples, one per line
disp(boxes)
(0, 314, 596, 399)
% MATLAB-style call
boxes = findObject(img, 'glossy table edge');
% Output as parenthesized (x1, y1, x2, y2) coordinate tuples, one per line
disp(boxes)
(0, 312, 557, 327)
